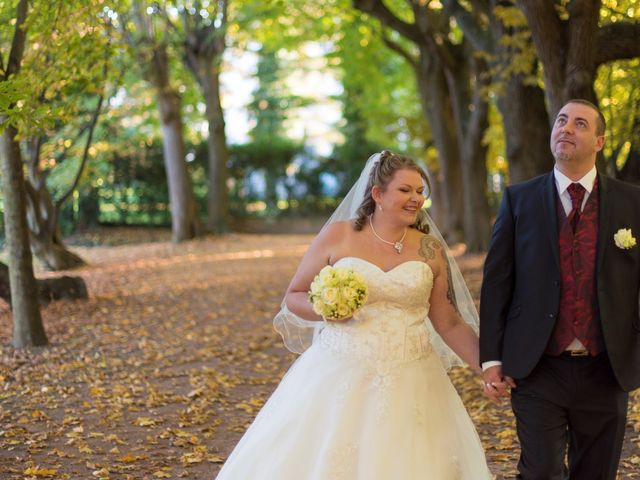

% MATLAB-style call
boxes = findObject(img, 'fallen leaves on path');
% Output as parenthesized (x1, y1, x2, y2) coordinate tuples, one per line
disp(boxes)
(0, 233, 638, 479)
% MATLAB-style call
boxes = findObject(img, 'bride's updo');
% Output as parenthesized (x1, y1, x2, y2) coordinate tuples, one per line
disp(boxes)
(353, 150, 432, 234)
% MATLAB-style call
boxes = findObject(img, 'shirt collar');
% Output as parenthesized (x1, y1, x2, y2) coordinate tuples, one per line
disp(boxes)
(554, 166, 597, 195)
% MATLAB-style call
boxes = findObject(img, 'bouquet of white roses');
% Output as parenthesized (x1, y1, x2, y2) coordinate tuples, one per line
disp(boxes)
(308, 265, 369, 321)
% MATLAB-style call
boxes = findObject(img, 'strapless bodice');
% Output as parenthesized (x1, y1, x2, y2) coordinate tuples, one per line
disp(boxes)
(317, 257, 434, 368)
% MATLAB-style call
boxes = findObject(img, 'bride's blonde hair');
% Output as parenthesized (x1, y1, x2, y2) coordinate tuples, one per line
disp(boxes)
(353, 150, 432, 234)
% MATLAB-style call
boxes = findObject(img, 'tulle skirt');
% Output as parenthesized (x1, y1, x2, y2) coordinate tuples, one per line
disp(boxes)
(215, 342, 492, 479)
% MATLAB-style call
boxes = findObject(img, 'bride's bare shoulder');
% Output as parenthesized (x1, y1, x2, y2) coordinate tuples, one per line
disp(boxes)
(319, 220, 357, 240)
(310, 221, 361, 260)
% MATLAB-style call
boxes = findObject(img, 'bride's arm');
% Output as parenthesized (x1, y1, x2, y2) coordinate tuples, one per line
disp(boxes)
(423, 238, 482, 375)
(283, 222, 346, 321)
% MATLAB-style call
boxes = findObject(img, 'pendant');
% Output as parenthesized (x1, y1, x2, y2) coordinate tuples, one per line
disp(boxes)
(394, 242, 403, 254)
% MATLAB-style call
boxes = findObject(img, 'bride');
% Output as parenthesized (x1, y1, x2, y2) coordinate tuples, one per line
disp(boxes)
(214, 151, 493, 479)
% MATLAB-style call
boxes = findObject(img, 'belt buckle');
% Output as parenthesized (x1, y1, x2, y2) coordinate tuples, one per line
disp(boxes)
(569, 350, 589, 357)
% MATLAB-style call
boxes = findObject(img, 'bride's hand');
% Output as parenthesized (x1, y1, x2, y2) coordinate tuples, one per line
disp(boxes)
(482, 365, 514, 403)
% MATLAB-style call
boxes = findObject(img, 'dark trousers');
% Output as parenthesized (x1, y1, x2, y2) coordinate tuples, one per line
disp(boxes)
(511, 353, 628, 480)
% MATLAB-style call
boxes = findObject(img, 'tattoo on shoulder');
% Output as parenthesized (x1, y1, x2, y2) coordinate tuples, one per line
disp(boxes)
(440, 247, 461, 315)
(418, 235, 441, 261)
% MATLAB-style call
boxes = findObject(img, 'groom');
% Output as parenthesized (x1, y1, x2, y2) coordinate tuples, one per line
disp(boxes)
(480, 99, 640, 480)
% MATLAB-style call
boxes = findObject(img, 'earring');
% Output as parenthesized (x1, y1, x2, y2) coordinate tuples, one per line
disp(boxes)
(379, 205, 383, 212)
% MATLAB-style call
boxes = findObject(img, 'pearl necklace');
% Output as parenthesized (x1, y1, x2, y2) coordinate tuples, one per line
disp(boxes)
(369, 215, 406, 254)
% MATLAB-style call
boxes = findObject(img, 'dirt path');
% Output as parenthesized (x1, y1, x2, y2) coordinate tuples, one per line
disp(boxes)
(1, 233, 638, 479)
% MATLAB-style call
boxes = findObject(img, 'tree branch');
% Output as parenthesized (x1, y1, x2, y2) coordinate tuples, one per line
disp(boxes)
(353, 0, 425, 45)
(566, 0, 599, 74)
(55, 92, 104, 210)
(26, 136, 45, 190)
(161, 2, 181, 35)
(6, 0, 29, 78)
(53, 123, 91, 165)
(203, 1, 227, 60)
(382, 32, 418, 70)
(517, 0, 566, 111)
(216, 0, 229, 54)
(55, 46, 110, 210)
(180, 8, 202, 81)
(595, 21, 640, 65)
(469, 0, 491, 18)
(441, 0, 493, 52)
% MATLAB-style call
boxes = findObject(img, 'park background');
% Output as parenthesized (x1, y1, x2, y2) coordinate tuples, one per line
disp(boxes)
(0, 0, 639, 478)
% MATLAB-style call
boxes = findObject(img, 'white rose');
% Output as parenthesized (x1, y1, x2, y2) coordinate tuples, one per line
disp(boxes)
(336, 303, 350, 318)
(309, 279, 322, 296)
(321, 287, 339, 305)
(318, 265, 333, 281)
(312, 298, 325, 315)
(342, 286, 356, 300)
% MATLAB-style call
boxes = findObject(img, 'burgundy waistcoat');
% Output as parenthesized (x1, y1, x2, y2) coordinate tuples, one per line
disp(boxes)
(545, 179, 604, 356)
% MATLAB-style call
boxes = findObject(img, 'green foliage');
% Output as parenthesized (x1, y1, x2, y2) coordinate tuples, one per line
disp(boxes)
(0, 0, 113, 135)
(597, 58, 640, 165)
(236, 0, 429, 154)
(325, 3, 429, 156)
(595, 0, 640, 170)
(478, 2, 539, 98)
(3, 0, 639, 239)
(330, 82, 385, 195)
(96, 140, 172, 226)
(248, 47, 303, 141)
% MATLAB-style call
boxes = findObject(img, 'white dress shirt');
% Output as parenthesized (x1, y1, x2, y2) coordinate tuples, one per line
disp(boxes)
(481, 166, 597, 371)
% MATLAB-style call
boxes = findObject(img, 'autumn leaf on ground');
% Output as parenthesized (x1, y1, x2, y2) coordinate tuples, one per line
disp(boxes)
(1, 233, 637, 479)
(23, 466, 57, 477)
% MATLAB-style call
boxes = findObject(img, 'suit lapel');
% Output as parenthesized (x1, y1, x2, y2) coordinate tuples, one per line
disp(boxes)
(542, 171, 560, 270)
(597, 174, 612, 274)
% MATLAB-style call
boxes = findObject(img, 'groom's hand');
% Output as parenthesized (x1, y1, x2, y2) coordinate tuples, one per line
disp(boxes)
(482, 365, 515, 403)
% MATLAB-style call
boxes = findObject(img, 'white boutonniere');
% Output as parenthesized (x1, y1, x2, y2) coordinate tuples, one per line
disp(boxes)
(614, 228, 637, 249)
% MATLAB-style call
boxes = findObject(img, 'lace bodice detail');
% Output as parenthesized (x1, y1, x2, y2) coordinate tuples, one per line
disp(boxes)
(317, 257, 434, 367)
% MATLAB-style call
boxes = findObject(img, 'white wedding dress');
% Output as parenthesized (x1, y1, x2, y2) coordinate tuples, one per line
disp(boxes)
(215, 257, 492, 479)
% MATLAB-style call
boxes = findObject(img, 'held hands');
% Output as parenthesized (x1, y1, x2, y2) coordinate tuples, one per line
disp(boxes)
(482, 365, 516, 403)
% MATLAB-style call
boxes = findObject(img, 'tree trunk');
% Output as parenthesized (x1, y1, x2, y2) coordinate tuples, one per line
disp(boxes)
(0, 262, 88, 307)
(0, 125, 48, 347)
(521, 2, 640, 174)
(24, 181, 85, 271)
(416, 53, 465, 241)
(202, 65, 230, 233)
(498, 78, 553, 182)
(460, 137, 491, 251)
(156, 89, 200, 243)
(440, 0, 554, 183)
(441, 52, 491, 252)
(128, 2, 201, 243)
(517, 0, 599, 117)
(425, 162, 444, 229)
(518, 0, 615, 172)
(491, 6, 553, 182)
(178, 3, 229, 233)
(353, 0, 492, 246)
(455, 59, 491, 252)
(77, 184, 100, 230)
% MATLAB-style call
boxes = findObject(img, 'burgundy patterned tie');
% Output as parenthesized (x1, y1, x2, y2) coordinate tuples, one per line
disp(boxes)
(567, 183, 586, 232)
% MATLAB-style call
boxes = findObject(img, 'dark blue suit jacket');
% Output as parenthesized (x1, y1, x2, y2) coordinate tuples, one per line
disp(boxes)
(480, 172, 640, 391)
